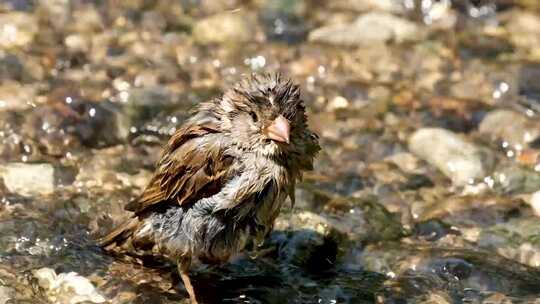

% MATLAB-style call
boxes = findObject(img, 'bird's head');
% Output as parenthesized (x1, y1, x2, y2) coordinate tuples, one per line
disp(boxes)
(210, 74, 319, 162)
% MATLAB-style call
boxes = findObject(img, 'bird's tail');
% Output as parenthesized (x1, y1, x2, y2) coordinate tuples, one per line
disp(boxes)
(97, 216, 169, 267)
(96, 217, 140, 249)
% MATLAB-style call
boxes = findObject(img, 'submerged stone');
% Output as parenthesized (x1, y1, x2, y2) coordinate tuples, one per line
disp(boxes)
(309, 12, 423, 46)
(0, 163, 54, 196)
(33, 268, 106, 304)
(193, 12, 256, 45)
(479, 110, 540, 148)
(409, 128, 489, 186)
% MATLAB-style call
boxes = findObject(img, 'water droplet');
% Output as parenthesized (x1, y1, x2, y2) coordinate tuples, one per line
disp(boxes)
(483, 176, 495, 188)
(42, 121, 50, 131)
(119, 91, 129, 103)
(499, 82, 509, 93)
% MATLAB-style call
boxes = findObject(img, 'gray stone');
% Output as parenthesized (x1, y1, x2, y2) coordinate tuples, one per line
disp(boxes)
(193, 12, 256, 44)
(0, 12, 38, 48)
(408, 128, 487, 186)
(478, 218, 540, 267)
(33, 268, 106, 304)
(479, 110, 540, 148)
(492, 165, 540, 194)
(309, 12, 422, 46)
(0, 163, 55, 196)
(505, 10, 540, 53)
(0, 82, 36, 111)
(0, 286, 14, 304)
(328, 0, 405, 13)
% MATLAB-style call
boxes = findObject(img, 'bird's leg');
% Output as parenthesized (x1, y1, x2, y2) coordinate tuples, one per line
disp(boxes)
(177, 256, 198, 304)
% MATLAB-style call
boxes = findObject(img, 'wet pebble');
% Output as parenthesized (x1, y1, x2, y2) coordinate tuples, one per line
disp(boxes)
(25, 99, 122, 153)
(0, 286, 14, 304)
(0, 53, 24, 81)
(529, 191, 540, 217)
(118, 86, 177, 132)
(504, 10, 540, 57)
(328, 0, 405, 13)
(414, 219, 457, 242)
(75, 146, 152, 190)
(519, 63, 540, 103)
(33, 268, 106, 304)
(0, 12, 38, 48)
(0, 162, 54, 196)
(477, 217, 540, 267)
(492, 165, 540, 194)
(309, 12, 423, 46)
(479, 110, 540, 148)
(259, 10, 308, 43)
(0, 81, 36, 111)
(193, 12, 256, 45)
(409, 128, 489, 186)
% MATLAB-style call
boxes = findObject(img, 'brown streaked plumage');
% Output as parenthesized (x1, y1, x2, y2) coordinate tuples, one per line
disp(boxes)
(97, 74, 320, 304)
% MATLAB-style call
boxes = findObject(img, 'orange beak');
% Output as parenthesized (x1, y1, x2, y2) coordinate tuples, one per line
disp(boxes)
(263, 115, 290, 144)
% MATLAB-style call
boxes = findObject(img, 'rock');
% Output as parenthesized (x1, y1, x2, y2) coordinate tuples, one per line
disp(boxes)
(115, 86, 189, 140)
(70, 7, 103, 33)
(64, 34, 90, 52)
(0, 286, 14, 304)
(519, 63, 540, 102)
(123, 86, 175, 124)
(33, 268, 106, 304)
(75, 146, 152, 190)
(193, 12, 256, 44)
(308, 12, 422, 46)
(0, 54, 24, 81)
(259, 9, 308, 43)
(327, 96, 349, 111)
(0, 163, 54, 196)
(24, 99, 122, 152)
(505, 11, 540, 57)
(278, 189, 404, 243)
(408, 128, 488, 186)
(479, 110, 540, 148)
(36, 0, 71, 29)
(530, 191, 540, 217)
(385, 152, 422, 174)
(0, 81, 36, 111)
(273, 211, 343, 271)
(0, 12, 38, 48)
(492, 166, 540, 194)
(478, 218, 540, 267)
(272, 193, 403, 271)
(328, 0, 405, 13)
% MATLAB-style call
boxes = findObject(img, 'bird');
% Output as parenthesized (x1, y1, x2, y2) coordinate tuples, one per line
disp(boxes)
(97, 73, 320, 304)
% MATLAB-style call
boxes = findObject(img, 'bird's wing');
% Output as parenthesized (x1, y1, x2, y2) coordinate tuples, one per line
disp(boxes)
(125, 123, 233, 214)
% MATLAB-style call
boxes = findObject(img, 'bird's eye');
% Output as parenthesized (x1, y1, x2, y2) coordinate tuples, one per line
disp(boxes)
(249, 111, 258, 122)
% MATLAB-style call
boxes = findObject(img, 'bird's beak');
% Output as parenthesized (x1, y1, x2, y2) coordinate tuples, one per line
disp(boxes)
(263, 115, 290, 144)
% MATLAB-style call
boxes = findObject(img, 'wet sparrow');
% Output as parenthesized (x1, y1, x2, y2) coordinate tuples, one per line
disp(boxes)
(98, 74, 320, 303)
